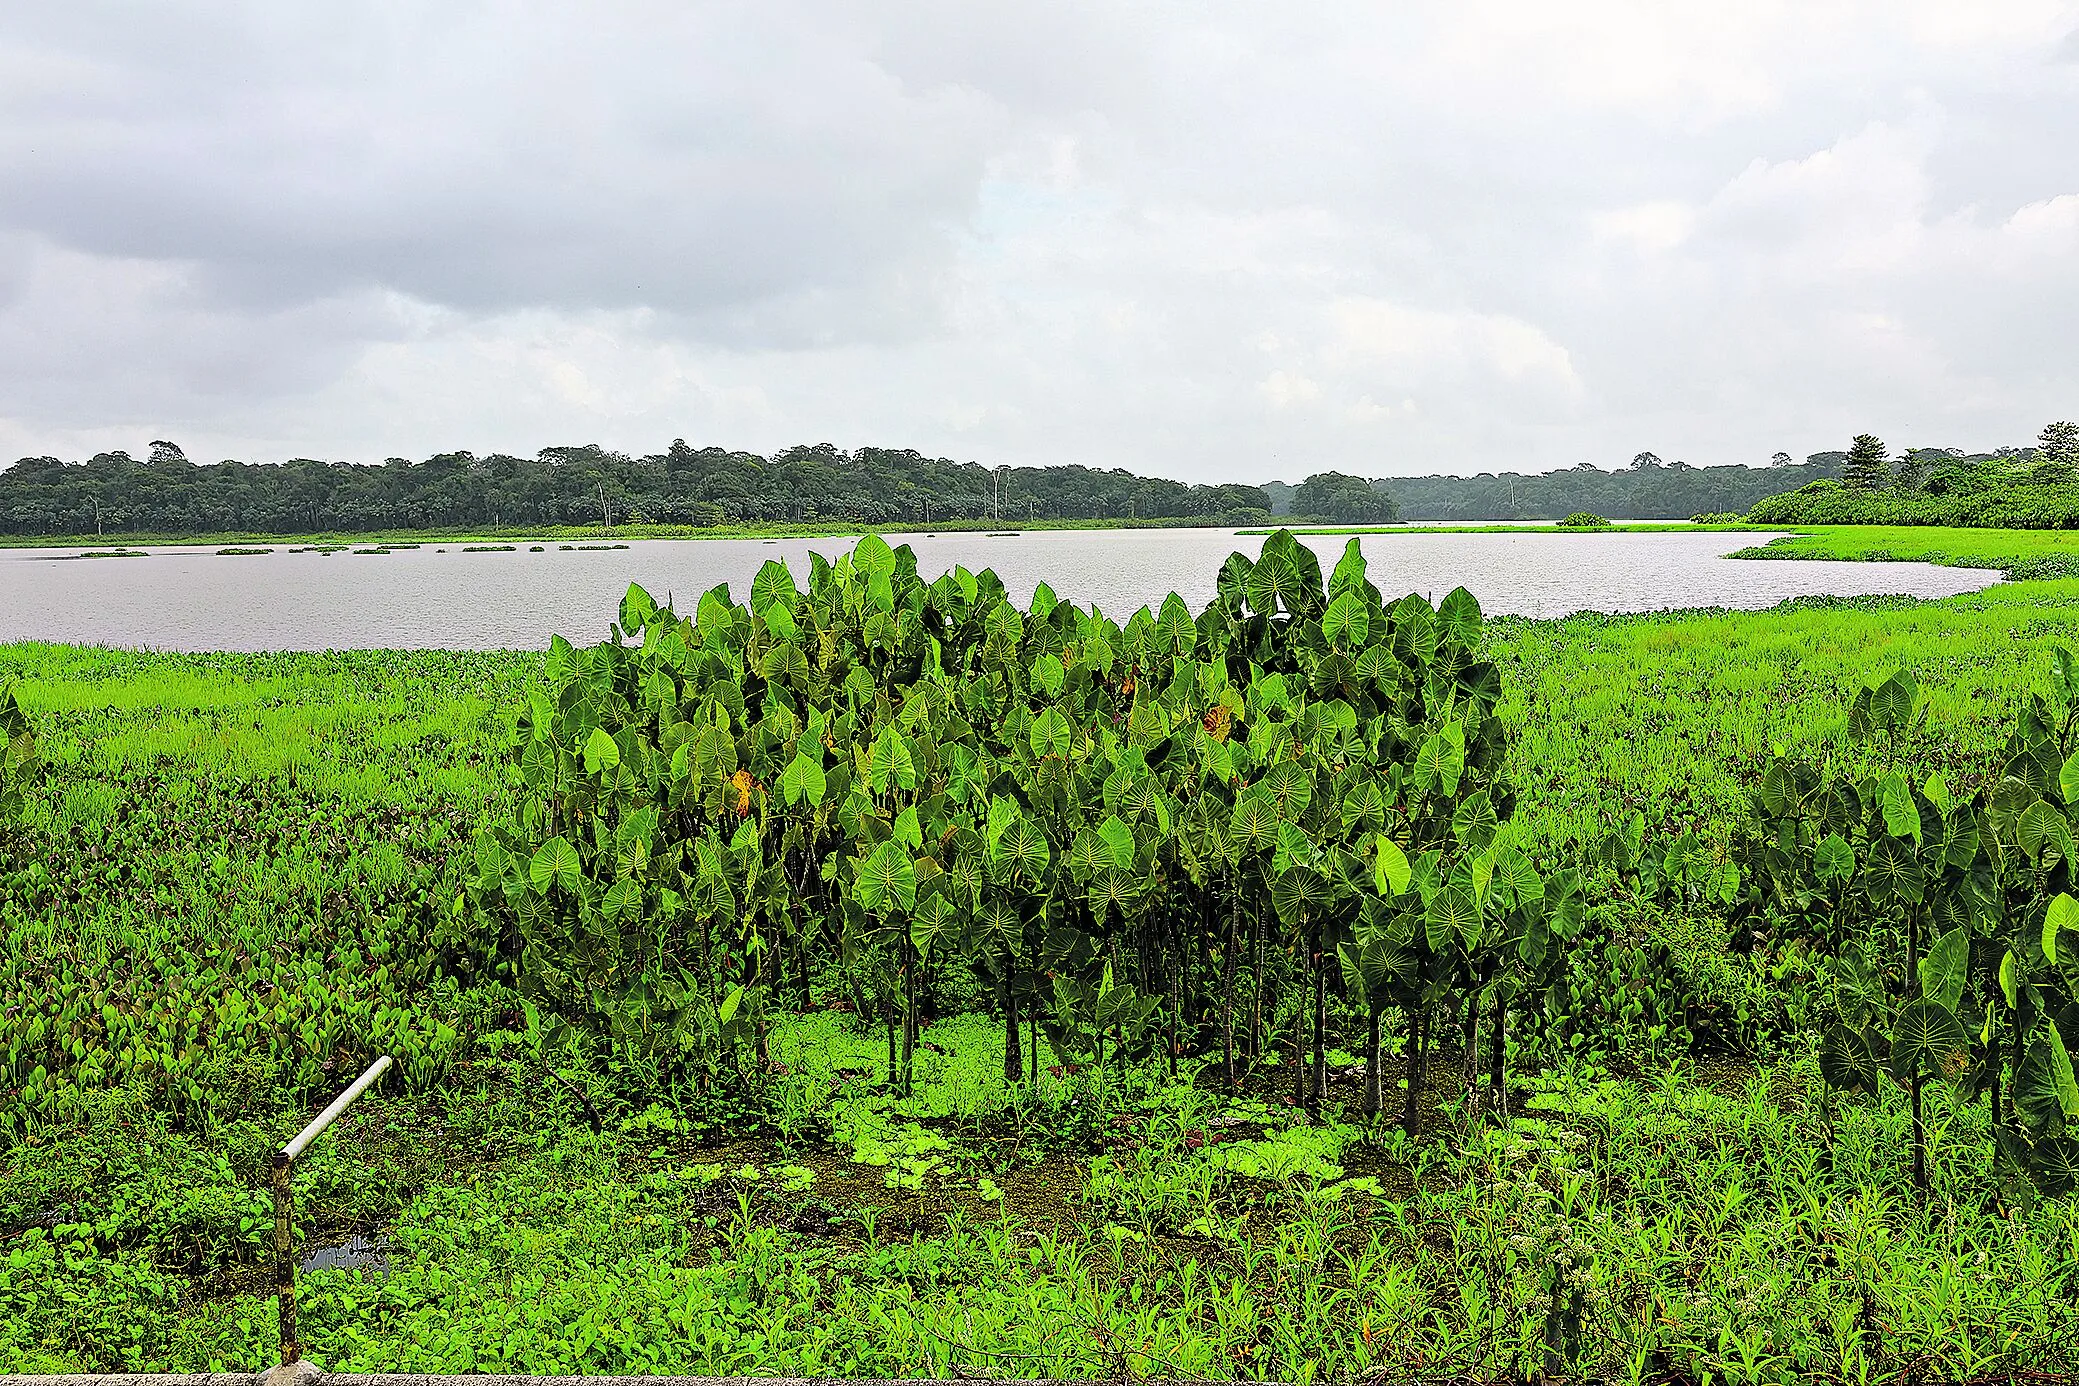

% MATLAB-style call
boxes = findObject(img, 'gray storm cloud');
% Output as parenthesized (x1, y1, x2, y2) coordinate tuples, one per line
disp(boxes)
(1, 1, 2075, 479)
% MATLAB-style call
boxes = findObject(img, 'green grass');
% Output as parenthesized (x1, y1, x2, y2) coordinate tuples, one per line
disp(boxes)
(1732, 524, 2079, 578)
(0, 646, 529, 1127)
(1239, 521, 1760, 536)
(10, 579, 2079, 1380)
(1257, 521, 2079, 585)
(1495, 578, 2079, 857)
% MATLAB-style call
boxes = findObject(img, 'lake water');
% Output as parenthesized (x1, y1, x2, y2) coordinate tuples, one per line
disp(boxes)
(0, 529, 1998, 652)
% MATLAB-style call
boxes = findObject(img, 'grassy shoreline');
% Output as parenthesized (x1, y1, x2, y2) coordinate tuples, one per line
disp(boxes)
(1241, 520, 1757, 535)
(1730, 523, 2079, 578)
(1263, 521, 2079, 583)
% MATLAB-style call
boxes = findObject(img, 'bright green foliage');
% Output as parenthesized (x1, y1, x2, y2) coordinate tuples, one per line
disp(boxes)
(1735, 652, 2079, 1194)
(467, 531, 1531, 1111)
(0, 647, 520, 1136)
(0, 678, 39, 821)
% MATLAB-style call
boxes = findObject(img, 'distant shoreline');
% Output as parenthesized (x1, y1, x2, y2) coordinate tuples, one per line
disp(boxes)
(0, 516, 1758, 550)
(0, 516, 1255, 551)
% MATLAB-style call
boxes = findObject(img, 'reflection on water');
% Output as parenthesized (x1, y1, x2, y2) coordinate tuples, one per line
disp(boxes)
(299, 1232, 387, 1274)
(0, 528, 1998, 652)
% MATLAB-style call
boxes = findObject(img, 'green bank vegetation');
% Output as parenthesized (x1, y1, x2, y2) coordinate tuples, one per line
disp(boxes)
(1241, 521, 1751, 537)
(8, 542, 2079, 1380)
(1734, 525, 2079, 580)
(1747, 425, 2079, 530)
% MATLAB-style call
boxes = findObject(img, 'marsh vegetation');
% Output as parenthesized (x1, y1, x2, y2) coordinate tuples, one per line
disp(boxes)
(6, 534, 2079, 1381)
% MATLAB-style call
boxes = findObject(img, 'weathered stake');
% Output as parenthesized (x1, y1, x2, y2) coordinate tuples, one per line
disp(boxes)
(271, 1150, 298, 1364)
(272, 1054, 393, 1368)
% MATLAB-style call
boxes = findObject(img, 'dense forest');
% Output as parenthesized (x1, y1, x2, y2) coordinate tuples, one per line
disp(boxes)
(0, 442, 1282, 537)
(10, 431, 2062, 539)
(1748, 425, 2079, 528)
(1344, 443, 2054, 523)
(1339, 453, 1852, 521)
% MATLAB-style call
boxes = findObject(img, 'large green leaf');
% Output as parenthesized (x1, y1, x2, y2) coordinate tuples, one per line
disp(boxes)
(1880, 771, 1920, 843)
(894, 805, 925, 849)
(1864, 835, 1923, 905)
(583, 727, 622, 775)
(1866, 668, 1918, 735)
(1889, 1000, 1969, 1083)
(1487, 846, 1543, 906)
(2018, 798, 2074, 866)
(2047, 893, 2079, 967)
(751, 558, 798, 617)
(1340, 780, 1387, 835)
(2029, 1136, 2079, 1195)
(910, 893, 959, 955)
(1260, 762, 1314, 821)
(1030, 653, 1066, 699)
(1425, 886, 1479, 954)
(866, 724, 918, 793)
(1154, 594, 1196, 655)
(1322, 591, 1370, 648)
(1374, 834, 1411, 897)
(1087, 867, 1142, 914)
(1917, 926, 1968, 1013)
(852, 839, 918, 914)
(2016, 1032, 2079, 1136)
(779, 749, 826, 808)
(528, 835, 583, 895)
(1436, 587, 1483, 649)
(1098, 814, 1138, 870)
(990, 814, 1051, 881)
(1818, 1023, 1880, 1095)
(1228, 792, 1279, 855)
(1244, 544, 1305, 615)
(1272, 819, 1319, 877)
(1813, 833, 1855, 885)
(1451, 792, 1499, 851)
(1029, 706, 1072, 760)
(1271, 865, 1333, 927)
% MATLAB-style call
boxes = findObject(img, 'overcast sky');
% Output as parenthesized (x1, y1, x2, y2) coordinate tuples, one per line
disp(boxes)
(2, 2, 2077, 483)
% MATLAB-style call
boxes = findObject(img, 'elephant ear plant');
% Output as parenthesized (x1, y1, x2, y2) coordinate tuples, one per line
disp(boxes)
(1735, 658, 2079, 1199)
(1995, 650, 2079, 1197)
(463, 530, 1537, 1128)
(0, 678, 39, 822)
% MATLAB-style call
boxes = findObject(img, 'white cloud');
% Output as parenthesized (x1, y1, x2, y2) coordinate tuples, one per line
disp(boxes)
(2, 1, 2078, 478)
(1260, 370, 1322, 409)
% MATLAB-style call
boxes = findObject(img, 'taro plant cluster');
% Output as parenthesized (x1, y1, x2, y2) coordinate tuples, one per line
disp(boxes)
(1732, 660, 2079, 1196)
(464, 531, 1582, 1128)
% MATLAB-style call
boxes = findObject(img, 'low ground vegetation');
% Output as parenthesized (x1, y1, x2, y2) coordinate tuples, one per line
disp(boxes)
(7, 532, 2079, 1381)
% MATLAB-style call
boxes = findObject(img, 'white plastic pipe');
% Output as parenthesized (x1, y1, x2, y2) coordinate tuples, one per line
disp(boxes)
(282, 1054, 393, 1161)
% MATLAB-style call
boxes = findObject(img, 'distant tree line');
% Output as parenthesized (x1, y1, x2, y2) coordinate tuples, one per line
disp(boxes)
(1749, 423, 2079, 528)
(1299, 453, 1855, 522)
(0, 441, 1281, 537)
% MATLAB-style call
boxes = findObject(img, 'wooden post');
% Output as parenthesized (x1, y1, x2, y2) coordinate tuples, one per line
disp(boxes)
(272, 1053, 393, 1367)
(271, 1150, 298, 1365)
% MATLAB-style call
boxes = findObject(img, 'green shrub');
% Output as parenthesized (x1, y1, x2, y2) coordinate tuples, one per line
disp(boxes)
(1689, 512, 1744, 525)
(1557, 512, 1611, 528)
(1749, 465, 2079, 529)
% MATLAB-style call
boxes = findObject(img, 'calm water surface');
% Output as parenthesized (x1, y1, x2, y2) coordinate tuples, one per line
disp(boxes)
(0, 529, 1998, 652)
